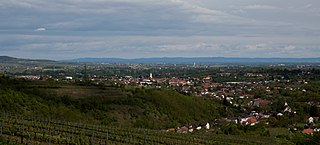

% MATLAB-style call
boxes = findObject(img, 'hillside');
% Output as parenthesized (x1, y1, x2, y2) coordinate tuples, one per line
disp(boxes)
(0, 76, 223, 129)
(1, 75, 319, 144)
(0, 56, 17, 61)
(0, 56, 55, 63)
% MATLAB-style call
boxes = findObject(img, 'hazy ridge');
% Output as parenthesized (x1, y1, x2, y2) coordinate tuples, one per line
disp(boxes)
(64, 57, 320, 64)
(2, 56, 320, 64)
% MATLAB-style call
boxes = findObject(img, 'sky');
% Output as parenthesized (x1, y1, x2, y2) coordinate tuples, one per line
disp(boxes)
(0, 0, 320, 60)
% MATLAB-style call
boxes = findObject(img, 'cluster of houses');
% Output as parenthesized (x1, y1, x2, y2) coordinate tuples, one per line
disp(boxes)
(107, 71, 320, 134)
(302, 116, 320, 134)
(15, 75, 41, 80)
(112, 72, 310, 109)
(166, 122, 211, 133)
(165, 100, 320, 134)
(168, 114, 320, 135)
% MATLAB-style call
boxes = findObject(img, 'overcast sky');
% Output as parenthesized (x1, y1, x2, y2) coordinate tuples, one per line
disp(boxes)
(0, 0, 319, 59)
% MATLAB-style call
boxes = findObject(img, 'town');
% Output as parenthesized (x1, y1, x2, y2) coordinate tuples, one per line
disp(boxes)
(2, 59, 320, 138)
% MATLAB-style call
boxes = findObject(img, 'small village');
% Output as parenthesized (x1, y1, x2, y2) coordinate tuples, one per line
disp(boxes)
(8, 63, 320, 136)
(108, 71, 320, 135)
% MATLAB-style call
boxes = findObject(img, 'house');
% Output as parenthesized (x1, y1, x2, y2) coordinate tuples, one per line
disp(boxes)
(252, 98, 272, 107)
(246, 117, 258, 126)
(283, 102, 292, 113)
(65, 76, 73, 80)
(205, 122, 210, 130)
(302, 128, 314, 134)
(246, 117, 258, 124)
(308, 117, 314, 124)
(166, 128, 175, 132)
(277, 113, 283, 116)
(169, 77, 179, 86)
(188, 125, 194, 133)
(177, 126, 188, 133)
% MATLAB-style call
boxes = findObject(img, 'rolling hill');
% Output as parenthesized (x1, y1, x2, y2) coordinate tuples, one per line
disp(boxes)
(0, 76, 223, 129)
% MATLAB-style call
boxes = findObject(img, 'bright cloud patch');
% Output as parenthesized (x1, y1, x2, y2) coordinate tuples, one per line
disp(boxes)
(35, 28, 46, 31)
(244, 5, 276, 10)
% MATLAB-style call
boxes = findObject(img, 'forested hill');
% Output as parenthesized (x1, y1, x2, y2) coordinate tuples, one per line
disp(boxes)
(0, 56, 55, 63)
(0, 75, 224, 129)
(0, 56, 17, 61)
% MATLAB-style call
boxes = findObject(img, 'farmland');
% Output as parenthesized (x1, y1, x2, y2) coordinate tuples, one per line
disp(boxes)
(0, 115, 290, 145)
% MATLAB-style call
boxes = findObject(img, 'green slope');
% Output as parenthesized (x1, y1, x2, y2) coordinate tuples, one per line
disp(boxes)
(0, 76, 222, 129)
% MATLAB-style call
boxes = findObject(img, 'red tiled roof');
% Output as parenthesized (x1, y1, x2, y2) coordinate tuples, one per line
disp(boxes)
(303, 128, 313, 134)
(246, 118, 257, 123)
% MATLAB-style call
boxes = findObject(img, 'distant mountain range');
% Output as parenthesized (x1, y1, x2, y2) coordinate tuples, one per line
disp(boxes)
(1, 56, 320, 64)
(64, 57, 320, 64)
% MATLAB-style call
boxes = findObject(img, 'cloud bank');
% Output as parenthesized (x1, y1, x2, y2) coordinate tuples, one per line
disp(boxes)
(0, 0, 319, 59)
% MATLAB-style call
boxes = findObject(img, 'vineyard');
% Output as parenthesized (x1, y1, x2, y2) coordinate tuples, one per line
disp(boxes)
(0, 114, 290, 145)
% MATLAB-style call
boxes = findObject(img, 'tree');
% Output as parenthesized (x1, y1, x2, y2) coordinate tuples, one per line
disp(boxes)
(310, 105, 319, 117)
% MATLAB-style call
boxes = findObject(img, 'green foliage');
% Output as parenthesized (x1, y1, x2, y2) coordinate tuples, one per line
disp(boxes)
(310, 105, 319, 117)
(125, 88, 222, 129)
(221, 123, 241, 135)
(0, 137, 23, 145)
